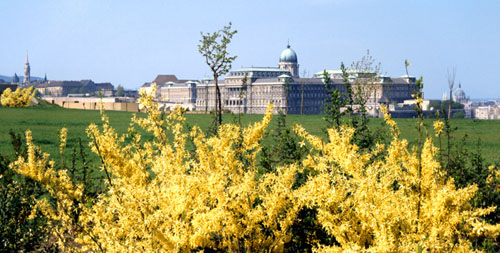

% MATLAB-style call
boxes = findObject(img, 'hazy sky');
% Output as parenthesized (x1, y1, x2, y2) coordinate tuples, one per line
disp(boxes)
(1, 0, 499, 99)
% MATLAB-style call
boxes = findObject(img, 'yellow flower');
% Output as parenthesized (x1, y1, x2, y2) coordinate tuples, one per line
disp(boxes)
(11, 84, 500, 252)
(59, 127, 67, 156)
(433, 120, 444, 137)
(0, 86, 36, 107)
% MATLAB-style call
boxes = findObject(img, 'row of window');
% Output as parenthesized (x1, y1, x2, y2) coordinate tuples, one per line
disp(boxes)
(229, 71, 287, 77)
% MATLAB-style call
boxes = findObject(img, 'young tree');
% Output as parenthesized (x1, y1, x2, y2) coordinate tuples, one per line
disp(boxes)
(340, 50, 382, 150)
(198, 22, 237, 128)
(322, 70, 344, 128)
(115, 85, 124, 97)
(350, 50, 381, 118)
(260, 110, 306, 173)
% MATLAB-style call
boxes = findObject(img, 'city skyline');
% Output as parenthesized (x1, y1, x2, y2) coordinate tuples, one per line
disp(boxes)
(1, 0, 499, 99)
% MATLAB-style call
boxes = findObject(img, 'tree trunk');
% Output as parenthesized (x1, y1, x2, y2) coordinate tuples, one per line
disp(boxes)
(448, 89, 452, 119)
(214, 74, 222, 126)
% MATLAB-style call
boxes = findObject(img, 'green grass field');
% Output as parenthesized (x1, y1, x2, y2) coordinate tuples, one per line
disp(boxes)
(1, 106, 499, 165)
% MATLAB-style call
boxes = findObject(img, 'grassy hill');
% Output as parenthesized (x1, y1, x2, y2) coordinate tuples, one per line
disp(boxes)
(1, 106, 499, 166)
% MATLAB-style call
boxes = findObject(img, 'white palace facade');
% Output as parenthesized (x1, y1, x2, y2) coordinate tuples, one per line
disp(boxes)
(195, 45, 417, 115)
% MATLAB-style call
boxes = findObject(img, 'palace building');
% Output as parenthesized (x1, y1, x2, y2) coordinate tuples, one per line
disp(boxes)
(195, 44, 417, 115)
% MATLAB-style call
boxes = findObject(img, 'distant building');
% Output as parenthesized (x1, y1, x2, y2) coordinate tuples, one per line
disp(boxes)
(442, 92, 447, 101)
(159, 81, 197, 104)
(196, 44, 334, 114)
(120, 89, 138, 98)
(449, 83, 473, 118)
(196, 44, 416, 115)
(36, 80, 114, 97)
(7, 54, 114, 97)
(474, 104, 500, 120)
(140, 75, 199, 108)
(453, 83, 469, 104)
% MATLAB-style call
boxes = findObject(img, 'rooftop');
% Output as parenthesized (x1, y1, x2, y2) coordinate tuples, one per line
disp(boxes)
(154, 75, 178, 84)
(232, 67, 286, 72)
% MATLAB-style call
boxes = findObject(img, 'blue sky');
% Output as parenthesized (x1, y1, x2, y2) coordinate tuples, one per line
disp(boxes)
(1, 0, 499, 99)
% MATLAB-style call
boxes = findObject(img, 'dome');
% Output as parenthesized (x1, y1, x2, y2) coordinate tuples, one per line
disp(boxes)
(454, 88, 465, 98)
(279, 44, 298, 63)
(454, 83, 465, 99)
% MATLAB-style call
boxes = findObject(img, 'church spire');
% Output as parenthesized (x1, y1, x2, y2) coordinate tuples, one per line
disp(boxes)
(13, 72, 19, 83)
(23, 52, 31, 85)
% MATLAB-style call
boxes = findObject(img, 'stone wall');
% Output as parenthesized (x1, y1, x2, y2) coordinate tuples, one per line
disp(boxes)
(44, 98, 140, 112)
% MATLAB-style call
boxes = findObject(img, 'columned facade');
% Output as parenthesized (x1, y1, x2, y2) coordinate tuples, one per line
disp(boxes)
(194, 44, 416, 115)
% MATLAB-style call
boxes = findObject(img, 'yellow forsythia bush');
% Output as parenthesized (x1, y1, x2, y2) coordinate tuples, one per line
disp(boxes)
(0, 86, 36, 107)
(11, 85, 500, 251)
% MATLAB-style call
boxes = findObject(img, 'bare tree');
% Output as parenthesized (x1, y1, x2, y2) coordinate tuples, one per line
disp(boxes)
(198, 22, 237, 128)
(447, 68, 456, 119)
(350, 50, 381, 118)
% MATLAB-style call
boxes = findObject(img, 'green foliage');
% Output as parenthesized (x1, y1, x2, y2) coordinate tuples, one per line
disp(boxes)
(441, 99, 465, 116)
(429, 100, 442, 111)
(260, 110, 306, 173)
(339, 59, 379, 151)
(0, 128, 104, 251)
(115, 85, 124, 97)
(0, 130, 50, 251)
(260, 111, 323, 251)
(442, 136, 500, 251)
(452, 111, 465, 119)
(322, 70, 344, 128)
(285, 207, 336, 251)
(436, 98, 500, 251)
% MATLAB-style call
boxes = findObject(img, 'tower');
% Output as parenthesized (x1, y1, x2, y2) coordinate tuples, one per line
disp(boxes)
(23, 53, 30, 84)
(12, 73, 19, 83)
(278, 44, 299, 78)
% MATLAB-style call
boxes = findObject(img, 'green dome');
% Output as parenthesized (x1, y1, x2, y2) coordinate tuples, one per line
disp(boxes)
(454, 88, 465, 98)
(454, 83, 466, 99)
(279, 45, 298, 63)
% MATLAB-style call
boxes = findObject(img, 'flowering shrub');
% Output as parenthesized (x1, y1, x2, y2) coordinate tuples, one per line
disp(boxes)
(10, 87, 500, 251)
(1, 87, 36, 107)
